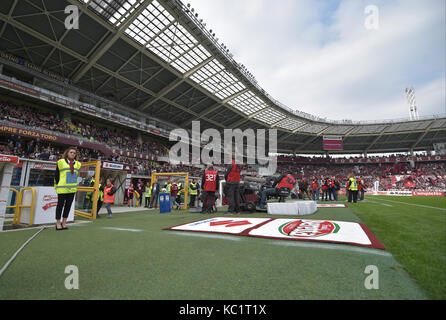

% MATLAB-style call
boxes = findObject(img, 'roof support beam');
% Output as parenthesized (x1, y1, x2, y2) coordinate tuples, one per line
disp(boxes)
(139, 56, 213, 111)
(71, 0, 154, 83)
(0, 0, 19, 38)
(411, 123, 435, 150)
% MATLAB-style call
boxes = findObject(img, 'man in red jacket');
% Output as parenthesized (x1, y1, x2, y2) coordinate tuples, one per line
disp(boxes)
(224, 154, 242, 215)
(202, 164, 220, 214)
(258, 173, 296, 210)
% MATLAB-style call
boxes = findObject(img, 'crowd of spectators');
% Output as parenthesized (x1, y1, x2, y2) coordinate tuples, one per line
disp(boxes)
(1, 101, 445, 191)
(276, 161, 446, 191)
(0, 101, 168, 157)
(277, 153, 433, 163)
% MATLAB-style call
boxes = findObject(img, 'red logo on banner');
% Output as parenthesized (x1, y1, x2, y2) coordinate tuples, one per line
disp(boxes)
(210, 220, 252, 228)
(42, 202, 58, 211)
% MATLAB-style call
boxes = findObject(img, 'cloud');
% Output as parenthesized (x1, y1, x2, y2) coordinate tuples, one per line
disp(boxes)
(188, 0, 445, 121)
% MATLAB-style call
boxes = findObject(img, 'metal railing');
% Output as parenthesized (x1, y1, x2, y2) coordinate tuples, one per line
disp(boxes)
(13, 187, 36, 226)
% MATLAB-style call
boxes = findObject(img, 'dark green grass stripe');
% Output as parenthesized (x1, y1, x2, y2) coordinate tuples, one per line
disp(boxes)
(0, 204, 427, 300)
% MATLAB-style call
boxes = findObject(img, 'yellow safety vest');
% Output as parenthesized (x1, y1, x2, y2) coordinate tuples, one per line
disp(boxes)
(189, 183, 198, 195)
(98, 183, 104, 202)
(145, 186, 152, 198)
(349, 178, 358, 191)
(86, 179, 95, 199)
(55, 159, 81, 194)
(166, 183, 172, 193)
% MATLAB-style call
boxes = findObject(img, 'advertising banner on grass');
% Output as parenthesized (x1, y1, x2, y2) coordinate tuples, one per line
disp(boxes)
(248, 218, 384, 249)
(167, 217, 270, 235)
(165, 217, 386, 250)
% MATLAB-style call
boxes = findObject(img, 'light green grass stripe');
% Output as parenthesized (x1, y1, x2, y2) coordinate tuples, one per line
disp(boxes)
(377, 198, 446, 211)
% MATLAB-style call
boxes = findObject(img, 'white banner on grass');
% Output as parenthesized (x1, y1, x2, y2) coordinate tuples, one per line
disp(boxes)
(249, 219, 372, 246)
(168, 217, 268, 235)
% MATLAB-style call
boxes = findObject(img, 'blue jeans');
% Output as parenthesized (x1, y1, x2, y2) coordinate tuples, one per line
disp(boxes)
(331, 188, 338, 201)
(261, 188, 278, 206)
(312, 190, 318, 201)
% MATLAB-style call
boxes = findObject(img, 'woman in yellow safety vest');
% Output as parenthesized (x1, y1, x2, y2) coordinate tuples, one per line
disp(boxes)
(144, 182, 152, 208)
(347, 173, 359, 203)
(54, 147, 82, 230)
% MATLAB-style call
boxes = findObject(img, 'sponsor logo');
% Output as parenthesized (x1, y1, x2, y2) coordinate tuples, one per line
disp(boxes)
(43, 195, 58, 202)
(103, 162, 124, 170)
(279, 220, 340, 238)
(412, 191, 445, 197)
(0, 155, 18, 163)
(209, 220, 252, 228)
(42, 202, 58, 211)
(33, 163, 57, 171)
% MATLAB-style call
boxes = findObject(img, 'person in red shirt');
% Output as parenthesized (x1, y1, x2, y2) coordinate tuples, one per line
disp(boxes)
(202, 164, 220, 214)
(311, 176, 319, 201)
(322, 177, 330, 201)
(170, 180, 179, 210)
(258, 173, 296, 210)
(330, 176, 339, 201)
(127, 183, 135, 207)
(358, 178, 366, 201)
(224, 154, 242, 215)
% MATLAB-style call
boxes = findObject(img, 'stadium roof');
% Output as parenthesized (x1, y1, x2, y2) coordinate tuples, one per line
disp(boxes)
(0, 0, 445, 154)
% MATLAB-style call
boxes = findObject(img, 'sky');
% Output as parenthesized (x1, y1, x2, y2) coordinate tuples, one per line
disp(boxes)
(187, 0, 445, 122)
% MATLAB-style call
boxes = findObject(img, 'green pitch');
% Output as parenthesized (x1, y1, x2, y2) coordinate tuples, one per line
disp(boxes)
(0, 195, 444, 300)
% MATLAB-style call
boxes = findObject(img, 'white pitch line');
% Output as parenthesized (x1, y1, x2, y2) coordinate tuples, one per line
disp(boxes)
(170, 232, 242, 241)
(376, 198, 446, 211)
(0, 227, 45, 278)
(101, 227, 144, 232)
(269, 240, 392, 257)
(365, 200, 393, 207)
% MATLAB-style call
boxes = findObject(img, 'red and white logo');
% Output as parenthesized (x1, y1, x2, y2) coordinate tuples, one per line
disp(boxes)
(0, 155, 19, 164)
(279, 220, 340, 238)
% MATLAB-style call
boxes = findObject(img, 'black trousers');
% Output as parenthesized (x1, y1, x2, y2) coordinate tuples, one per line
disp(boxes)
(190, 194, 197, 207)
(150, 192, 159, 208)
(145, 197, 151, 207)
(55, 193, 75, 220)
(97, 200, 103, 214)
(226, 182, 240, 213)
(323, 189, 330, 201)
(202, 191, 215, 212)
(348, 190, 358, 203)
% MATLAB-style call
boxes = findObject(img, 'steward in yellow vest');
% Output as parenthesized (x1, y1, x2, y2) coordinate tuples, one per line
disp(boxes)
(54, 158, 82, 194)
(144, 184, 152, 208)
(189, 180, 198, 208)
(347, 174, 359, 203)
(54, 147, 81, 230)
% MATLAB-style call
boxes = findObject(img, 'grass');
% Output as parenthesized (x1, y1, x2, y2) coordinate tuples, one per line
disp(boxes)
(346, 195, 446, 300)
(0, 196, 443, 300)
